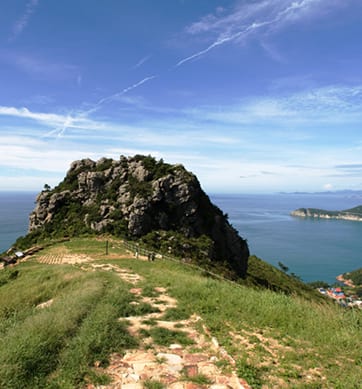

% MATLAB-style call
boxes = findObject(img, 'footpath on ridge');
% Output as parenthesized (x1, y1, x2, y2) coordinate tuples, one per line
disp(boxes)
(33, 244, 251, 388)
(82, 262, 251, 389)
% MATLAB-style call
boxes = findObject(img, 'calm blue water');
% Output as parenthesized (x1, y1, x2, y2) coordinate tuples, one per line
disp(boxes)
(211, 193, 362, 284)
(1, 192, 361, 283)
(0, 192, 37, 253)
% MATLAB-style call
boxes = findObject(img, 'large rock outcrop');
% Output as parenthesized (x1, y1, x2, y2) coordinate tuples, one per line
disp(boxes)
(29, 155, 249, 277)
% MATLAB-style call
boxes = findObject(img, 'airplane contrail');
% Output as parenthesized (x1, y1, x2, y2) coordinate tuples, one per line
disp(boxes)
(175, 0, 322, 68)
(85, 75, 157, 115)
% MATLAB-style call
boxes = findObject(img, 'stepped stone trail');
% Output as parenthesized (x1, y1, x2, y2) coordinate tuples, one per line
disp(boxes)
(37, 253, 93, 264)
(30, 249, 251, 387)
(86, 263, 251, 389)
(87, 263, 144, 284)
(36, 246, 94, 265)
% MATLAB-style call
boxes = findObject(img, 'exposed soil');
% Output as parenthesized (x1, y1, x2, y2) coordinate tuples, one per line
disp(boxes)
(81, 262, 251, 388)
(33, 249, 251, 387)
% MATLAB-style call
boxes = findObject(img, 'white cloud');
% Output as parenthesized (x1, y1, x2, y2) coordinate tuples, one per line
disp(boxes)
(2, 81, 362, 193)
(0, 105, 101, 137)
(0, 51, 78, 80)
(9, 0, 39, 41)
(323, 183, 333, 190)
(187, 85, 362, 127)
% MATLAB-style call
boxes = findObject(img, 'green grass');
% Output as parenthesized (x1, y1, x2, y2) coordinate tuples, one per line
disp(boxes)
(143, 379, 166, 389)
(161, 306, 190, 321)
(113, 250, 362, 388)
(1, 237, 361, 388)
(181, 371, 213, 385)
(0, 260, 138, 388)
(235, 359, 263, 388)
(140, 327, 194, 347)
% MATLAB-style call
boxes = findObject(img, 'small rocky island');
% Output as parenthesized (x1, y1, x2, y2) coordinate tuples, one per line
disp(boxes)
(28, 155, 249, 278)
(291, 205, 362, 221)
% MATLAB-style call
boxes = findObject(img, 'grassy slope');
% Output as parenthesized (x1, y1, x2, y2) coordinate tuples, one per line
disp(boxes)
(0, 237, 361, 388)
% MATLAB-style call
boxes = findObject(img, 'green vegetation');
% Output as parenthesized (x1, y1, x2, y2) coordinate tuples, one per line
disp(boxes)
(95, 157, 113, 172)
(143, 379, 166, 389)
(307, 280, 330, 289)
(1, 237, 361, 388)
(181, 370, 213, 385)
(246, 255, 325, 300)
(343, 267, 362, 286)
(140, 326, 194, 347)
(235, 359, 263, 388)
(293, 205, 362, 220)
(141, 230, 213, 263)
(344, 205, 362, 214)
(0, 259, 138, 388)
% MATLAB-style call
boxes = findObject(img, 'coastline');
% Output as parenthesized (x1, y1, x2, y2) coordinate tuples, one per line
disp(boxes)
(336, 274, 355, 288)
(291, 209, 362, 222)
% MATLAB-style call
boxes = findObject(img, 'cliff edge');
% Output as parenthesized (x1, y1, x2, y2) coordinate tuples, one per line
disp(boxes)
(29, 155, 249, 277)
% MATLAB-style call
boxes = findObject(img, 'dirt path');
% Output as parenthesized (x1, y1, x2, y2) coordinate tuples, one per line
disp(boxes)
(33, 250, 250, 388)
(86, 263, 251, 389)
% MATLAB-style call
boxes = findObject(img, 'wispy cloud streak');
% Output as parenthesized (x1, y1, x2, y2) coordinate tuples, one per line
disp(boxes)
(134, 55, 151, 69)
(85, 75, 157, 115)
(176, 0, 337, 67)
(0, 75, 157, 137)
(0, 105, 100, 138)
(9, 0, 39, 41)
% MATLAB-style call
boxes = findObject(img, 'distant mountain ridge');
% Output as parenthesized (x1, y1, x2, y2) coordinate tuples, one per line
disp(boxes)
(291, 205, 362, 221)
(280, 190, 362, 195)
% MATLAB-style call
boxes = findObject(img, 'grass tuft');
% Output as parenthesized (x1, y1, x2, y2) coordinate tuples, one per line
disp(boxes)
(142, 326, 194, 347)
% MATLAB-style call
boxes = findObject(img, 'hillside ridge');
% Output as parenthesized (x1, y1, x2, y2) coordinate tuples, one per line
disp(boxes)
(1, 237, 361, 388)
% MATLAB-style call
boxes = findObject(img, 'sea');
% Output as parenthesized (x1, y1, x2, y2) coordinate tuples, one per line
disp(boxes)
(1, 191, 361, 284)
(0, 192, 37, 255)
(211, 193, 362, 284)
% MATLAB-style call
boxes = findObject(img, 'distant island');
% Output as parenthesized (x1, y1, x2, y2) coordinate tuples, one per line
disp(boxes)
(291, 205, 362, 221)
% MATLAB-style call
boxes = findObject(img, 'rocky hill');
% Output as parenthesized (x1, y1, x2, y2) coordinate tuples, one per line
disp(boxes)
(291, 205, 362, 221)
(28, 155, 249, 277)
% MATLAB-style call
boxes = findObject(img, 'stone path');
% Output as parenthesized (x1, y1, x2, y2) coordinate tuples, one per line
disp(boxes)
(87, 263, 144, 284)
(87, 265, 251, 389)
(32, 247, 251, 388)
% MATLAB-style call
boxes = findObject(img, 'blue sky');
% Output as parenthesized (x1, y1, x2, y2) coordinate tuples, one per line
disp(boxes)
(1, 0, 362, 193)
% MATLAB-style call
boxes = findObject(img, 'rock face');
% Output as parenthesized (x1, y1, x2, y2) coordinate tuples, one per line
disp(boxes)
(29, 155, 249, 277)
